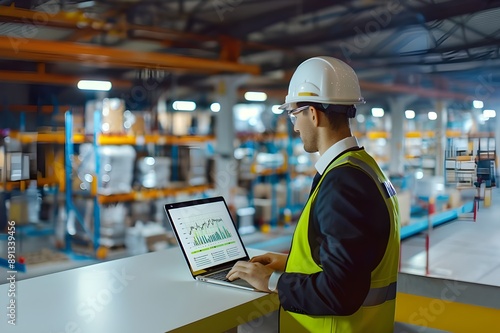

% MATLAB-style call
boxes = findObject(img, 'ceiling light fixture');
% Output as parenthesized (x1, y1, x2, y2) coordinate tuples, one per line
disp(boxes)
(77, 80, 112, 91)
(371, 107, 384, 117)
(483, 109, 496, 118)
(172, 101, 196, 111)
(405, 110, 415, 119)
(210, 102, 221, 112)
(244, 91, 267, 102)
(473, 100, 484, 108)
(428, 111, 437, 120)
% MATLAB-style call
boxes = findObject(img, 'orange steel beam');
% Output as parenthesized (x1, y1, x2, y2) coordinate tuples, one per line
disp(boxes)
(0, 7, 285, 62)
(65, 28, 102, 42)
(0, 70, 132, 88)
(0, 36, 260, 75)
(1, 7, 222, 48)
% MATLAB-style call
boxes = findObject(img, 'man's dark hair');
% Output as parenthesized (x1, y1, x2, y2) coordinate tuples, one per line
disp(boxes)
(297, 102, 354, 130)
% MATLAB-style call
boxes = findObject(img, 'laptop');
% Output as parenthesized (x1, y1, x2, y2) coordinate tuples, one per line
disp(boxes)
(164, 196, 256, 291)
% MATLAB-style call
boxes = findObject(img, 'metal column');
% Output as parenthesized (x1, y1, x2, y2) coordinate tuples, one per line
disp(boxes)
(388, 97, 405, 175)
(495, 111, 500, 186)
(213, 75, 248, 205)
(435, 100, 448, 177)
(388, 96, 417, 175)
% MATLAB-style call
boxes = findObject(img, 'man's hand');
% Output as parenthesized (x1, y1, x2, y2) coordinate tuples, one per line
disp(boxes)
(250, 252, 288, 271)
(226, 261, 274, 292)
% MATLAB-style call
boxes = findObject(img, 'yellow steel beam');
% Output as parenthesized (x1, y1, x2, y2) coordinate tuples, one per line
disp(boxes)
(0, 36, 260, 75)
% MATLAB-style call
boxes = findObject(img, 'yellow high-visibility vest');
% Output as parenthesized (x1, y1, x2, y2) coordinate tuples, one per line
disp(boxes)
(281, 149, 400, 333)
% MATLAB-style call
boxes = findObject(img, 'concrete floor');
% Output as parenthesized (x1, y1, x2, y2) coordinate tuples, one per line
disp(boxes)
(400, 186, 500, 287)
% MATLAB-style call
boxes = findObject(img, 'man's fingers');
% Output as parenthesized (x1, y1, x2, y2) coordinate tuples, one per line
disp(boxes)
(227, 261, 262, 280)
(227, 261, 249, 280)
(250, 255, 271, 265)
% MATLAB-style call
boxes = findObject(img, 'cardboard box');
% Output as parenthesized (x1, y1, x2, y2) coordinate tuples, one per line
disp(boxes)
(85, 98, 125, 135)
(124, 111, 151, 136)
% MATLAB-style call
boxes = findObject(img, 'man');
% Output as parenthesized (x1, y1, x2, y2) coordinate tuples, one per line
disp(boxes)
(227, 56, 400, 332)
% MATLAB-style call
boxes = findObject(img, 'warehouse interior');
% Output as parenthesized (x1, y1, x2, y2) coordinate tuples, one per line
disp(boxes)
(0, 1, 499, 332)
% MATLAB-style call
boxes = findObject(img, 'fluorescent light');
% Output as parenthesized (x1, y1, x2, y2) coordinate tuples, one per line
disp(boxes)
(473, 100, 484, 108)
(234, 103, 263, 121)
(210, 103, 221, 112)
(77, 80, 112, 91)
(428, 111, 437, 120)
(371, 107, 384, 117)
(172, 101, 196, 111)
(244, 91, 267, 102)
(272, 105, 283, 114)
(405, 110, 415, 119)
(483, 109, 496, 118)
(77, 1, 95, 9)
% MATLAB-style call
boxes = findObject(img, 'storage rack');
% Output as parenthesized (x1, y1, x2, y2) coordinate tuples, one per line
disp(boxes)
(63, 110, 214, 258)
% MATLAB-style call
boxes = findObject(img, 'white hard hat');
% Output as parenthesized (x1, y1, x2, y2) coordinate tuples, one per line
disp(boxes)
(280, 56, 365, 110)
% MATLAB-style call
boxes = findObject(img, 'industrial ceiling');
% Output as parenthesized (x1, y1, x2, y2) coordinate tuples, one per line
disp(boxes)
(1, 0, 500, 109)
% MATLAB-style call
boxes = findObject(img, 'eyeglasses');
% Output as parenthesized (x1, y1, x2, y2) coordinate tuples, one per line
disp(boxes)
(288, 105, 309, 125)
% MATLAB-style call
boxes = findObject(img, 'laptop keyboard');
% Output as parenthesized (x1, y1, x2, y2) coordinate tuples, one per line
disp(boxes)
(206, 268, 232, 281)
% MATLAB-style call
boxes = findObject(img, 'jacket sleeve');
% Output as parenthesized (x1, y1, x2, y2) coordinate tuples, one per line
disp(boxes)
(278, 165, 391, 316)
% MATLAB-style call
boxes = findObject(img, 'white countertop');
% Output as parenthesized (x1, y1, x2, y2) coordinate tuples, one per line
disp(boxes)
(0, 247, 278, 333)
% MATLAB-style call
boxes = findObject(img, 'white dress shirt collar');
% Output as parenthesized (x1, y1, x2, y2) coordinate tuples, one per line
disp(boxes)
(315, 136, 360, 175)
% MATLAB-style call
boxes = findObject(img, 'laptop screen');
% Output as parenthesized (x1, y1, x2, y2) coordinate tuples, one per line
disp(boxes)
(164, 197, 249, 275)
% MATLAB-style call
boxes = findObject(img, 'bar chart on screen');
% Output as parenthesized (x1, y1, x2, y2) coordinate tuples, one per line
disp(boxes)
(188, 218, 233, 246)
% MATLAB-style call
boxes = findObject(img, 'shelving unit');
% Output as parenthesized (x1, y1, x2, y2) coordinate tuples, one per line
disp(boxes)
(361, 131, 390, 171)
(404, 131, 437, 175)
(0, 125, 63, 272)
(236, 131, 289, 228)
(445, 132, 497, 189)
(62, 110, 214, 258)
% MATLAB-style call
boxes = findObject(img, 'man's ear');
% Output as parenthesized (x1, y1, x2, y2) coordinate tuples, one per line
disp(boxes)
(309, 106, 320, 127)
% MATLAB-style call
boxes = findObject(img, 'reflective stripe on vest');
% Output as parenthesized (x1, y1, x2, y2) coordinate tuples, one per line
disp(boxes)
(336, 156, 397, 199)
(362, 281, 397, 306)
